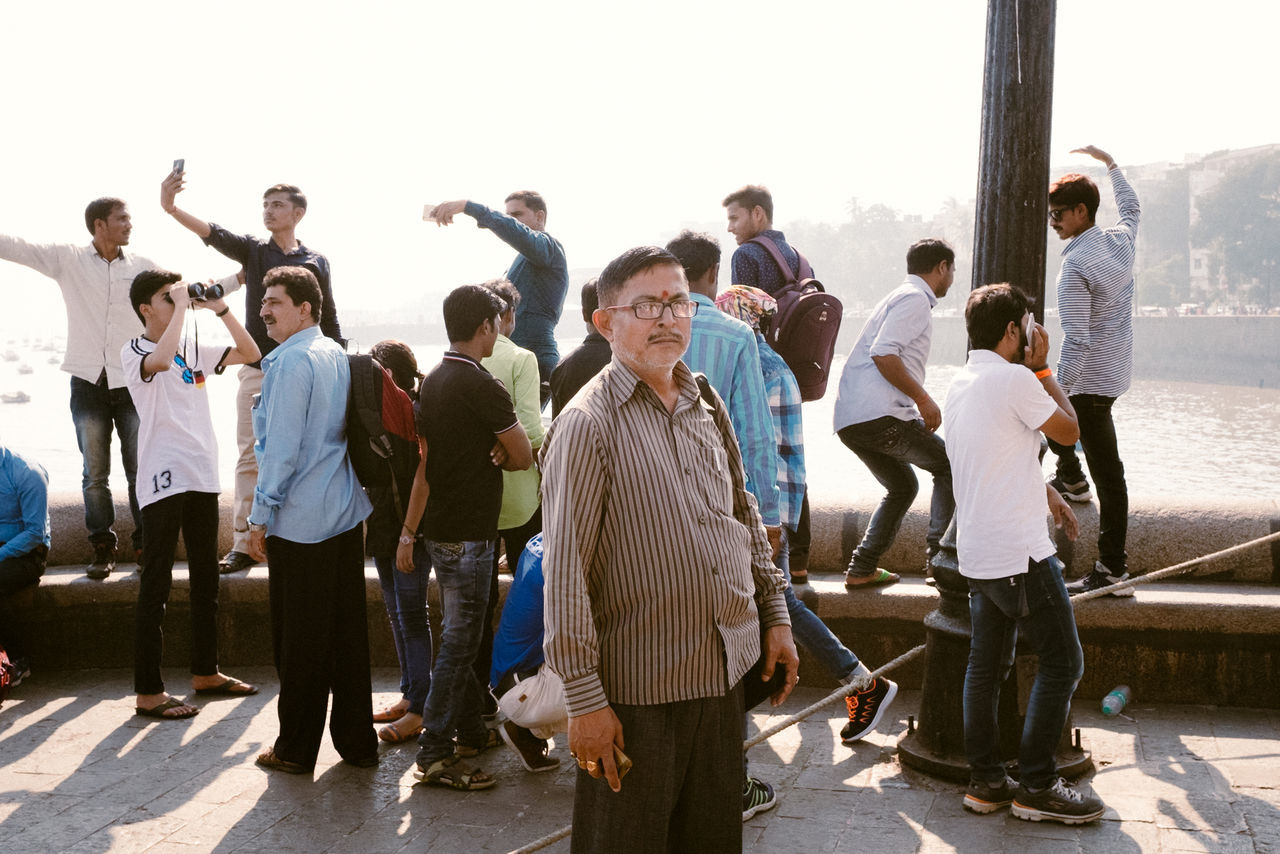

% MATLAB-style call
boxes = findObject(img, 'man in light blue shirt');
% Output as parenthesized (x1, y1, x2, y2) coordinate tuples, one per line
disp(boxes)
(246, 266, 375, 775)
(0, 445, 50, 683)
(833, 239, 956, 589)
(667, 231, 782, 545)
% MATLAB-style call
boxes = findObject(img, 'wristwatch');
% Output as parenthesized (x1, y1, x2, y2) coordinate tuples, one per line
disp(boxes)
(248, 522, 267, 533)
(399, 534, 415, 546)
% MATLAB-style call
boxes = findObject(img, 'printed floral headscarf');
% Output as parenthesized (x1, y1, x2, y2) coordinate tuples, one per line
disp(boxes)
(714, 285, 777, 333)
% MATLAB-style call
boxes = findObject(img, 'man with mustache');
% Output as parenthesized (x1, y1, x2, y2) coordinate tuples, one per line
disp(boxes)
(541, 246, 797, 853)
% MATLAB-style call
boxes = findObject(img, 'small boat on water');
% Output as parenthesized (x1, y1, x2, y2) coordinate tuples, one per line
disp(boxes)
(1, 350, 18, 362)
(1, 390, 31, 404)
(17, 364, 33, 375)
(47, 356, 59, 364)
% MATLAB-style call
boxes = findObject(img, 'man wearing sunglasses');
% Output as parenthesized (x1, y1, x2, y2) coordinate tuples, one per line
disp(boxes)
(1046, 146, 1141, 597)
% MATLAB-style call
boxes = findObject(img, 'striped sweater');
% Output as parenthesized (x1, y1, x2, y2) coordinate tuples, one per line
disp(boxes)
(1055, 166, 1140, 397)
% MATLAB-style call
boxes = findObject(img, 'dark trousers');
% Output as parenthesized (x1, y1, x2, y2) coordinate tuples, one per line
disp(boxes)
(571, 681, 745, 854)
(1047, 393, 1128, 571)
(0, 547, 47, 660)
(787, 489, 811, 575)
(267, 525, 376, 767)
(474, 507, 543, 697)
(134, 492, 220, 694)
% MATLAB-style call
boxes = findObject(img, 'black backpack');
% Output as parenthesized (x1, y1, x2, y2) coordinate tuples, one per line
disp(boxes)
(347, 354, 420, 523)
(749, 236, 843, 401)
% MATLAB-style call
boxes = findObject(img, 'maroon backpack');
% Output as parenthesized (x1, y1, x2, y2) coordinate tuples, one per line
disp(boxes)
(748, 236, 843, 401)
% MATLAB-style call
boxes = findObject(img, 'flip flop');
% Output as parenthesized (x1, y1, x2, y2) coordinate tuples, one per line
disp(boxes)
(136, 697, 199, 719)
(256, 748, 311, 775)
(194, 677, 259, 696)
(413, 755, 496, 791)
(844, 568, 901, 589)
(378, 720, 424, 744)
(373, 704, 408, 723)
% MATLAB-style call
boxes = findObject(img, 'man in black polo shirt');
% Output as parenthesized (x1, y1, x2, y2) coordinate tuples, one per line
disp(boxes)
(160, 169, 344, 574)
(407, 284, 533, 791)
(549, 278, 612, 418)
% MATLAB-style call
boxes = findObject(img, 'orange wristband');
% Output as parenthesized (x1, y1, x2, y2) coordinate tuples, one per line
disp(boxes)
(1034, 367, 1052, 379)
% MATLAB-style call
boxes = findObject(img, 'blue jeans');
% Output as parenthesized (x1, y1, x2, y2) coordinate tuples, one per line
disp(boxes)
(69, 374, 141, 549)
(779, 529, 858, 680)
(963, 556, 1084, 790)
(416, 539, 494, 765)
(1048, 394, 1128, 571)
(373, 545, 433, 717)
(838, 416, 954, 576)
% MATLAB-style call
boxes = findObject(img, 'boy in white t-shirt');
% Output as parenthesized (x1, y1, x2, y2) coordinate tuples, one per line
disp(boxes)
(123, 269, 260, 719)
(944, 283, 1106, 825)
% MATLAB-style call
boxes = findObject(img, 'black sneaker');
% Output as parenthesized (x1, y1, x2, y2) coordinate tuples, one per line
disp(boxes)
(742, 776, 777, 821)
(1048, 475, 1092, 503)
(1066, 561, 1134, 598)
(963, 774, 1017, 814)
(219, 550, 256, 574)
(1011, 778, 1106, 824)
(86, 544, 115, 580)
(500, 720, 559, 773)
(840, 676, 898, 743)
(8, 657, 31, 688)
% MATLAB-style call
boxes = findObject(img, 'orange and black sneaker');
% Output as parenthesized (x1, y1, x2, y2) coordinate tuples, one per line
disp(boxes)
(840, 676, 898, 743)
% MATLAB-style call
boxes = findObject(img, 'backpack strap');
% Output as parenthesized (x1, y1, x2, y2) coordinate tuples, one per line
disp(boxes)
(748, 236, 813, 284)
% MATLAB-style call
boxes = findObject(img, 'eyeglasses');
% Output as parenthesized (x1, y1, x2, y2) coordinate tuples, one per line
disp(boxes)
(604, 299, 699, 320)
(1048, 206, 1075, 223)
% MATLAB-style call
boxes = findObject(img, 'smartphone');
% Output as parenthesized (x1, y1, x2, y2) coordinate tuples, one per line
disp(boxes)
(613, 744, 633, 780)
(1024, 313, 1035, 349)
(422, 203, 436, 221)
(172, 159, 185, 175)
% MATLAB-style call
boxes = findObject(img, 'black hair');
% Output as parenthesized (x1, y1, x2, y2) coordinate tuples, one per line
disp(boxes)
(965, 283, 1034, 350)
(263, 266, 322, 322)
(129, 269, 182, 323)
(596, 246, 684, 308)
(443, 284, 504, 344)
(665, 230, 721, 283)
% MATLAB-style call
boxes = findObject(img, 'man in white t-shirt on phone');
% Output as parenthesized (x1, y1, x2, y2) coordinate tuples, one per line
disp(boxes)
(944, 283, 1106, 826)
(123, 269, 260, 720)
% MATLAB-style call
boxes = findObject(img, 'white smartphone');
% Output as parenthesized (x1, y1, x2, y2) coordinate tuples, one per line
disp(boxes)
(422, 203, 437, 221)
(1024, 313, 1036, 348)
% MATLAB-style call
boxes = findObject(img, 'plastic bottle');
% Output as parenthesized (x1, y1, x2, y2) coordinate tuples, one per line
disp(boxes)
(1101, 685, 1131, 716)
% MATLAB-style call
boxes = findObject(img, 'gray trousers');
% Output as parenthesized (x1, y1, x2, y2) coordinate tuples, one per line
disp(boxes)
(571, 681, 744, 854)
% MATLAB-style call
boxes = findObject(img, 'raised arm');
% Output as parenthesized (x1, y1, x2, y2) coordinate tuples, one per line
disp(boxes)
(160, 170, 213, 240)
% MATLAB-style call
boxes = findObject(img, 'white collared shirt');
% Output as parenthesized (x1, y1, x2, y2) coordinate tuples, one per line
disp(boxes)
(0, 235, 158, 388)
(833, 275, 937, 430)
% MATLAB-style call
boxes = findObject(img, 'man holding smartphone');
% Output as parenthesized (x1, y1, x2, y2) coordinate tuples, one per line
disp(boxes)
(160, 168, 344, 574)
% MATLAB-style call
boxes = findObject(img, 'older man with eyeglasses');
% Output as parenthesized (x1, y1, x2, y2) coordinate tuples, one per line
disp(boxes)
(541, 246, 797, 854)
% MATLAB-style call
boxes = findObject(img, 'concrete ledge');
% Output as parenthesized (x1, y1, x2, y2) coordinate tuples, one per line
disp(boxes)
(14, 566, 1279, 709)
(810, 496, 1280, 583)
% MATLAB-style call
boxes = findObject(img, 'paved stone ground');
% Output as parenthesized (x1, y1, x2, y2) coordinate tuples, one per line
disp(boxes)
(1, 667, 1277, 853)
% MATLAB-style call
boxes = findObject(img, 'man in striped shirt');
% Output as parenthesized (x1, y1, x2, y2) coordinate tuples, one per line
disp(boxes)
(541, 246, 797, 853)
(1047, 146, 1141, 597)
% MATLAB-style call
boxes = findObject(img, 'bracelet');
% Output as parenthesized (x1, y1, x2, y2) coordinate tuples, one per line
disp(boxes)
(1034, 367, 1053, 379)
(216, 306, 230, 318)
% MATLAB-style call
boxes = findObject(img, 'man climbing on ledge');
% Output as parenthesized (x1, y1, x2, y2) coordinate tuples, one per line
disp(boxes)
(1046, 145, 1140, 598)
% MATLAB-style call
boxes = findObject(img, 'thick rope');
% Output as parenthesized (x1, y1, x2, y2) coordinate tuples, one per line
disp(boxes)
(506, 528, 1280, 853)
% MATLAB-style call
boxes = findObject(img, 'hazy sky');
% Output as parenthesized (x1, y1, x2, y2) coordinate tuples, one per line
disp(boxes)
(1, 0, 1274, 336)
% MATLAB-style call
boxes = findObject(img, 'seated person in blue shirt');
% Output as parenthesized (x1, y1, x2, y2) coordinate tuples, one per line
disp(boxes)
(0, 445, 51, 688)
(490, 533, 561, 774)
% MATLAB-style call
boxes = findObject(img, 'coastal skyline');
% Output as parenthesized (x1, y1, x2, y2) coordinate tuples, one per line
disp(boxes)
(0, 0, 1275, 337)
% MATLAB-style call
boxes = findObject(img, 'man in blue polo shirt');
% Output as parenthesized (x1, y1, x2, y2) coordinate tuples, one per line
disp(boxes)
(426, 193, 569, 392)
